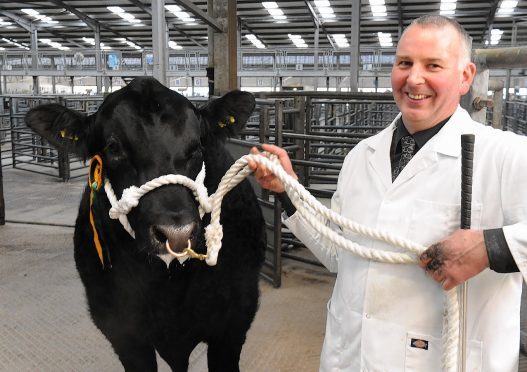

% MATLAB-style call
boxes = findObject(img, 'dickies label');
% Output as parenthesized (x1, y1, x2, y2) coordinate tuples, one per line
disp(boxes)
(410, 338, 429, 350)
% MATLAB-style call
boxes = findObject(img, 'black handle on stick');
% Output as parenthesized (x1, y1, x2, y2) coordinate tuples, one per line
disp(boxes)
(459, 133, 475, 372)
(460, 134, 475, 229)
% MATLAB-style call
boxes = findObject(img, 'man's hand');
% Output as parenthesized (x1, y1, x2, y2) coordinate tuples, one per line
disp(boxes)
(248, 144, 298, 193)
(419, 229, 490, 290)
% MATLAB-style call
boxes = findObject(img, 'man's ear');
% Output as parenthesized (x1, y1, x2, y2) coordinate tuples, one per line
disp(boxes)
(25, 103, 91, 160)
(200, 90, 256, 139)
(460, 62, 477, 95)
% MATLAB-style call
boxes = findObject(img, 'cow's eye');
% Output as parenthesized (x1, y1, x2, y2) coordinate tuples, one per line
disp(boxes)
(105, 137, 122, 156)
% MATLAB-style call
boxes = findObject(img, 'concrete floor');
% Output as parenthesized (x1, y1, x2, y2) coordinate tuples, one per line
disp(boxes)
(1, 166, 526, 371)
(0, 167, 332, 371)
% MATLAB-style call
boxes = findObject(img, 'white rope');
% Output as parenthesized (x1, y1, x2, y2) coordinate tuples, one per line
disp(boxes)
(208, 153, 459, 372)
(99, 153, 459, 372)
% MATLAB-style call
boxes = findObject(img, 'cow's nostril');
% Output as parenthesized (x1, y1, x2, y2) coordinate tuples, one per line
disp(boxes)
(152, 226, 167, 244)
(152, 223, 194, 253)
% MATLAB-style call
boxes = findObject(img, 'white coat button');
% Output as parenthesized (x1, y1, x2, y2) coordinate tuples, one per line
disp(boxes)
(365, 313, 371, 319)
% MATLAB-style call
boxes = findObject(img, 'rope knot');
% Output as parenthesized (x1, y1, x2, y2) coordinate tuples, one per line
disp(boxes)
(109, 185, 141, 218)
(204, 222, 223, 265)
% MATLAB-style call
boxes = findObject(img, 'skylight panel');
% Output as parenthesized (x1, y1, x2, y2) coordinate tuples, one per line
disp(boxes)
(0, 18, 13, 27)
(2, 38, 29, 50)
(165, 5, 196, 24)
(246, 34, 266, 49)
(497, 0, 518, 15)
(368, 0, 387, 18)
(440, 0, 457, 15)
(169, 41, 183, 50)
(332, 34, 349, 48)
(378, 32, 393, 47)
(107, 6, 142, 25)
(262, 2, 287, 21)
(40, 38, 69, 51)
(22, 8, 59, 24)
(486, 28, 504, 45)
(288, 34, 307, 48)
(314, 1, 336, 21)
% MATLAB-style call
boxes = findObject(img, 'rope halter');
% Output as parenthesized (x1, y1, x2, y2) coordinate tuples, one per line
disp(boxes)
(101, 161, 213, 261)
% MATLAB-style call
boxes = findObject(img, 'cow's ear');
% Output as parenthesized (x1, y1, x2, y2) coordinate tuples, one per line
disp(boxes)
(25, 103, 90, 160)
(200, 90, 256, 138)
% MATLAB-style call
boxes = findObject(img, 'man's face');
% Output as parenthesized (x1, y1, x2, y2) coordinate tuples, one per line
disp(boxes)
(391, 24, 475, 133)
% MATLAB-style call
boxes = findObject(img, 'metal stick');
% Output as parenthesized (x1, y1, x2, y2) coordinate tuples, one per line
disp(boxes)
(459, 134, 475, 372)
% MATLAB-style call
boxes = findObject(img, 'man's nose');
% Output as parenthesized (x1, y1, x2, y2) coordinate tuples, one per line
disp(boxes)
(407, 66, 425, 85)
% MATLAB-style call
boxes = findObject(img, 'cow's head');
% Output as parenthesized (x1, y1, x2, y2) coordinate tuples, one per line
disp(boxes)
(25, 77, 255, 265)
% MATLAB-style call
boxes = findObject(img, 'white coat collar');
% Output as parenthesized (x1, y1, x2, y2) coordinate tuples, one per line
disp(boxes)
(366, 105, 474, 187)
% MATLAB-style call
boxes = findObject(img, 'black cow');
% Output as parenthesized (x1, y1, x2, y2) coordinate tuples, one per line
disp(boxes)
(25, 77, 265, 371)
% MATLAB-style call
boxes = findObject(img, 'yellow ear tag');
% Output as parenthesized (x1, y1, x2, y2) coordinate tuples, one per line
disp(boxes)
(228, 116, 236, 124)
(60, 129, 79, 141)
(218, 121, 226, 128)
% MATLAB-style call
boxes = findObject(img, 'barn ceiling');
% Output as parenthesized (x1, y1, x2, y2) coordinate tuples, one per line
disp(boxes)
(0, 0, 525, 53)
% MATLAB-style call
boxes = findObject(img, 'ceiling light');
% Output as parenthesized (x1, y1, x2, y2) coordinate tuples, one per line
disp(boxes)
(169, 40, 182, 50)
(82, 37, 95, 45)
(245, 34, 266, 49)
(268, 8, 284, 16)
(497, 0, 518, 15)
(332, 34, 349, 48)
(107, 6, 124, 13)
(22, 9, 39, 16)
(500, 0, 518, 8)
(440, 3, 456, 11)
(371, 5, 387, 13)
(262, 2, 278, 9)
(378, 32, 393, 47)
(263, 2, 287, 21)
(165, 5, 182, 12)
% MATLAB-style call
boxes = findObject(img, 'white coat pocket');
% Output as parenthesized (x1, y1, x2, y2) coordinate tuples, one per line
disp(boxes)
(404, 332, 482, 372)
(405, 331, 441, 372)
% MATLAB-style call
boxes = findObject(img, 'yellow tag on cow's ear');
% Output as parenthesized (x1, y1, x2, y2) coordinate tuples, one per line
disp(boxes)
(228, 116, 235, 124)
(60, 129, 79, 141)
(218, 121, 226, 128)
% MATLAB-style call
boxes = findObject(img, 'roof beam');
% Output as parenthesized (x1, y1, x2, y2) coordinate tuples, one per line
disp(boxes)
(0, 10, 32, 32)
(174, 0, 223, 32)
(170, 22, 207, 49)
(478, 0, 500, 44)
(47, 0, 99, 29)
(127, 0, 152, 16)
(302, 0, 336, 49)
(397, 0, 403, 38)
(48, 0, 143, 47)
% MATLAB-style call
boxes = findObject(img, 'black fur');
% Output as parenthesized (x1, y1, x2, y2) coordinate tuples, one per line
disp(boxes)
(26, 77, 265, 372)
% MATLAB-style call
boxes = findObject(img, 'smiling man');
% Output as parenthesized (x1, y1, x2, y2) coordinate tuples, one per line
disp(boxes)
(250, 15, 527, 372)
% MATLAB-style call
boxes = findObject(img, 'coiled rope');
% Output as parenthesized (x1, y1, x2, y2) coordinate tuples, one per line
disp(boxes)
(102, 153, 459, 372)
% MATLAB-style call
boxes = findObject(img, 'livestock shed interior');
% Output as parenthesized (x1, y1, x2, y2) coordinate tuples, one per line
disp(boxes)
(0, 0, 527, 371)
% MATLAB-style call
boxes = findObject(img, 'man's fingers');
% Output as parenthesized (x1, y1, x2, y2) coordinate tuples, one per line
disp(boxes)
(420, 243, 445, 272)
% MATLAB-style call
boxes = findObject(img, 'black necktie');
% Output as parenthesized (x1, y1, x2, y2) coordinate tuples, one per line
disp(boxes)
(392, 135, 416, 181)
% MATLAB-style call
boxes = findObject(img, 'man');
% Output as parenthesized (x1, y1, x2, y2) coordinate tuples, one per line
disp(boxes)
(249, 15, 527, 371)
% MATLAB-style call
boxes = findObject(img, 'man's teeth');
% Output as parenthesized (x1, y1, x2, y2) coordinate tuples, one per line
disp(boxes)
(408, 93, 427, 100)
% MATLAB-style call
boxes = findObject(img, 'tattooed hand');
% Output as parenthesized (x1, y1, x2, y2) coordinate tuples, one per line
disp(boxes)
(419, 229, 490, 290)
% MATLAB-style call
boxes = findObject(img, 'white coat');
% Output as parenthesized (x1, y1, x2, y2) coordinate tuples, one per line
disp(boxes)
(284, 106, 527, 371)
